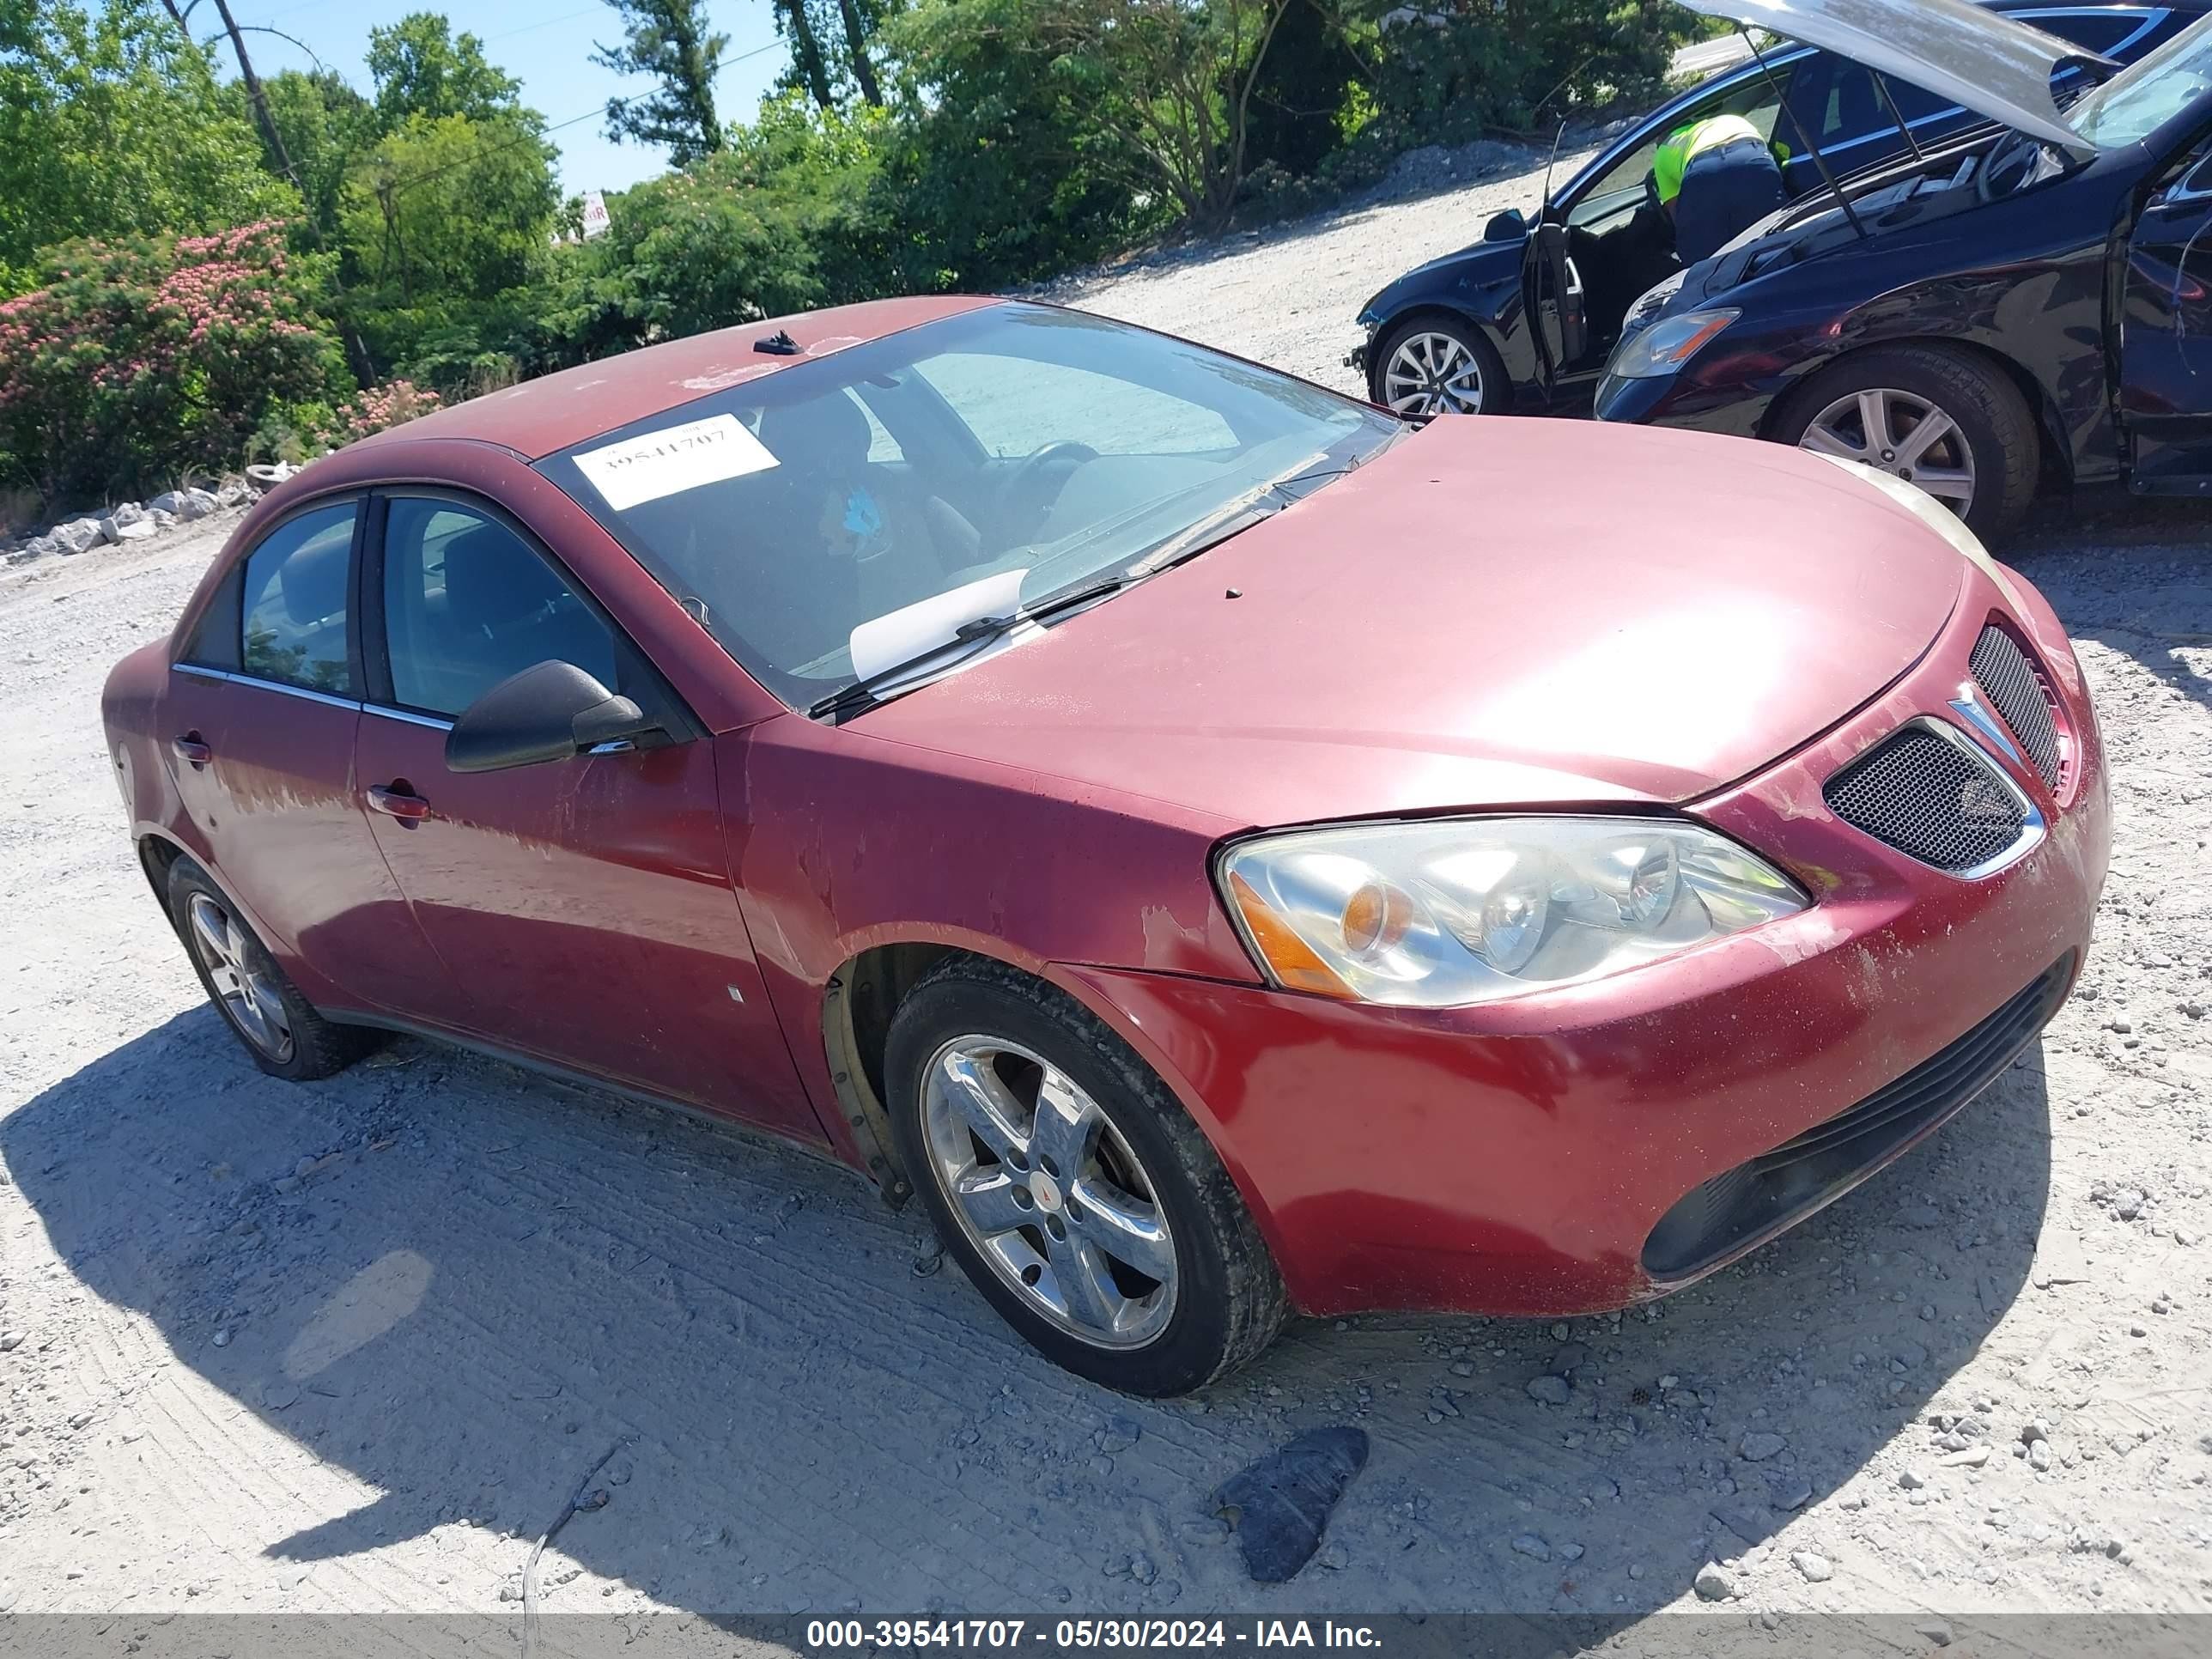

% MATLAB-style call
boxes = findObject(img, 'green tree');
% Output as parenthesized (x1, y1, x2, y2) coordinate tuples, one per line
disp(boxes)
(364, 11, 524, 128)
(774, 0, 836, 110)
(338, 111, 559, 381)
(0, 0, 296, 291)
(878, 0, 1140, 286)
(591, 0, 726, 164)
(545, 93, 889, 357)
(261, 67, 377, 240)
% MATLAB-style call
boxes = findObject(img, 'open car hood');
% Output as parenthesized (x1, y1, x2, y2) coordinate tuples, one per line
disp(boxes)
(1680, 0, 2099, 152)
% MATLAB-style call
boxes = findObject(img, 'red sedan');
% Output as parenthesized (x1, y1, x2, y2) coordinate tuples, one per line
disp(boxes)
(102, 297, 2109, 1395)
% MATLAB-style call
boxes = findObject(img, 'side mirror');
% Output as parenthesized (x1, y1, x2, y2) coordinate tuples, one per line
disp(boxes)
(445, 659, 655, 774)
(1484, 208, 1528, 243)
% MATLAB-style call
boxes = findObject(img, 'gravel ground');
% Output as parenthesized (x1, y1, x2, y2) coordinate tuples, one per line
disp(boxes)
(3, 153, 2209, 1631)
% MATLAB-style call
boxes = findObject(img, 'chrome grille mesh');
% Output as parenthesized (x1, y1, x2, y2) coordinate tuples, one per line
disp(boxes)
(1823, 726, 2029, 872)
(1970, 626, 2063, 790)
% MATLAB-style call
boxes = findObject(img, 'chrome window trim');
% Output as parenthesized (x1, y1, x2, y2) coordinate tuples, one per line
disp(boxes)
(363, 703, 456, 733)
(169, 661, 362, 712)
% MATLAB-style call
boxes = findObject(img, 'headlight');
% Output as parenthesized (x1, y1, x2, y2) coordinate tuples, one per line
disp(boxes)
(1808, 454, 2024, 611)
(1608, 307, 1741, 380)
(1218, 817, 1808, 1008)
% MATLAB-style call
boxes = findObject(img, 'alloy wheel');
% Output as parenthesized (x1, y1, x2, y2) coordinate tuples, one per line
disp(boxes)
(919, 1035, 1177, 1348)
(1382, 331, 1485, 416)
(185, 891, 295, 1063)
(1798, 386, 1976, 515)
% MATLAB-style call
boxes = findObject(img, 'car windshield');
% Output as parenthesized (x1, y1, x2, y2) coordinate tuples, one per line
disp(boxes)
(2067, 13, 2212, 147)
(540, 304, 1397, 710)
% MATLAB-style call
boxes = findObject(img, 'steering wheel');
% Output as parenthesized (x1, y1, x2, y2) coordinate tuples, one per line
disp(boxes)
(997, 440, 1101, 538)
(1977, 131, 2037, 204)
(1005, 440, 1100, 501)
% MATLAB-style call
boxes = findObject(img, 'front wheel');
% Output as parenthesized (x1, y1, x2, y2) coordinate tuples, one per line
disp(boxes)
(1370, 315, 1504, 416)
(885, 958, 1285, 1395)
(1776, 343, 2039, 542)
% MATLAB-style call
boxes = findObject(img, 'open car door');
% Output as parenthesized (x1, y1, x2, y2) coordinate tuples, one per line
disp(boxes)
(1522, 220, 1589, 389)
(2118, 148, 2212, 492)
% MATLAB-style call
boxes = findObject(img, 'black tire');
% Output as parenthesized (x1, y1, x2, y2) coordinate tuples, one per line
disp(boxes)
(1369, 313, 1508, 416)
(885, 957, 1285, 1395)
(165, 859, 382, 1081)
(1772, 343, 2040, 542)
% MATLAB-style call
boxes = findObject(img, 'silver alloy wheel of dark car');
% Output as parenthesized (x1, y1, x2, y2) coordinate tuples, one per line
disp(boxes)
(185, 890, 295, 1063)
(1796, 386, 1977, 516)
(919, 1033, 1177, 1348)
(1381, 329, 1487, 416)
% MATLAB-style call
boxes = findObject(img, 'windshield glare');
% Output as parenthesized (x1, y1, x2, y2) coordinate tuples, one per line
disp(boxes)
(540, 304, 1395, 709)
(2068, 15, 2212, 145)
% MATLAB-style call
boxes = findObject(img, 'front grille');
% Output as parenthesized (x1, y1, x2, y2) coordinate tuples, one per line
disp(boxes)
(1970, 625, 2063, 791)
(1642, 954, 2074, 1283)
(1823, 724, 2031, 873)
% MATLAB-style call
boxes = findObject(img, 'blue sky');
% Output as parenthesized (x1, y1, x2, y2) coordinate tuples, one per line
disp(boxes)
(215, 0, 794, 194)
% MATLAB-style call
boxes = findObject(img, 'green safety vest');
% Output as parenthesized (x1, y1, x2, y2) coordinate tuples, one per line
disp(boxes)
(1652, 114, 1788, 204)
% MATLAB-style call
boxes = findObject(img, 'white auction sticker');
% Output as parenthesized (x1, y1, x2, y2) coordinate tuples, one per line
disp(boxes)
(574, 413, 778, 510)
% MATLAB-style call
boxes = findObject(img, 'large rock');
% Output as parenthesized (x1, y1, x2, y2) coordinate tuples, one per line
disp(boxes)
(214, 476, 251, 508)
(148, 487, 219, 521)
(101, 502, 156, 543)
(52, 518, 106, 556)
(8, 535, 58, 562)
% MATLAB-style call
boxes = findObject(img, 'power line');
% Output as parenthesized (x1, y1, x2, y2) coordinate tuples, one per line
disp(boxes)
(481, 5, 605, 45)
(376, 36, 789, 201)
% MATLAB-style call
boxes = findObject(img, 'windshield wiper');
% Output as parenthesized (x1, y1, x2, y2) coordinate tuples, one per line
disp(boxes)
(804, 579, 1140, 723)
(808, 443, 1389, 723)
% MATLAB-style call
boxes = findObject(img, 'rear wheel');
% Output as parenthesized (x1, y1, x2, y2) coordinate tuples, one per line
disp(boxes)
(165, 860, 381, 1081)
(1776, 344, 2039, 541)
(1371, 315, 1504, 416)
(885, 957, 1285, 1395)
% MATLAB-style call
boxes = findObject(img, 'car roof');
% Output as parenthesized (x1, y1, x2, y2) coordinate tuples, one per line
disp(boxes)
(353, 295, 1002, 463)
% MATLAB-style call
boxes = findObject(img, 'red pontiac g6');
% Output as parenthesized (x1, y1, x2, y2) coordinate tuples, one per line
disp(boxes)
(102, 298, 2110, 1395)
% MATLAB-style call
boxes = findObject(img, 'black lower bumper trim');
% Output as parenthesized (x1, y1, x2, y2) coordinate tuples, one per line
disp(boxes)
(1641, 954, 2074, 1284)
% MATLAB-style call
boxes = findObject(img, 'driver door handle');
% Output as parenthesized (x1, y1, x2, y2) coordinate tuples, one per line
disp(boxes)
(171, 734, 212, 767)
(366, 784, 432, 822)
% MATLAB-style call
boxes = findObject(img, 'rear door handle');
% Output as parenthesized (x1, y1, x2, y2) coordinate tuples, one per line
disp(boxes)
(171, 734, 211, 767)
(366, 784, 432, 821)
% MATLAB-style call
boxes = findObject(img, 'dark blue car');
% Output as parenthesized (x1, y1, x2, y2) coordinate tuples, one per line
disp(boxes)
(1349, 0, 2202, 420)
(1594, 0, 2212, 538)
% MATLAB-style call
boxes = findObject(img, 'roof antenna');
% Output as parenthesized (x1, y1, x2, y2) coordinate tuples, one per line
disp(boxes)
(1739, 26, 1869, 242)
(754, 329, 800, 356)
(1540, 118, 1570, 211)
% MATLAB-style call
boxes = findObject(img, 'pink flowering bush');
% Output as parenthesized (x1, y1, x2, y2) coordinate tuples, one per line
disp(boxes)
(0, 222, 349, 501)
(324, 380, 444, 446)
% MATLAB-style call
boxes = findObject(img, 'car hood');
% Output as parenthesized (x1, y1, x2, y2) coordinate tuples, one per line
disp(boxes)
(856, 418, 1966, 830)
(1680, 0, 2096, 152)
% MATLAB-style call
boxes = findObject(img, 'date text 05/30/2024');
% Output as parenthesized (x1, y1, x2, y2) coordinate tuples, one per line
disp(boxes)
(804, 1620, 1383, 1650)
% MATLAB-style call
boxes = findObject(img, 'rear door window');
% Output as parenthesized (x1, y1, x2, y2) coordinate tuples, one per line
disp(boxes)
(240, 503, 358, 695)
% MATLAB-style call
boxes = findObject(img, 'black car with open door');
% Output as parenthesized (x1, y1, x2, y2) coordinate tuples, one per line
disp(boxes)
(1595, 0, 2212, 538)
(1347, 0, 2204, 419)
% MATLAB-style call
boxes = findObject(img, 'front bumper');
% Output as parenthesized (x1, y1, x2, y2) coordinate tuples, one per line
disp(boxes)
(1601, 358, 1769, 438)
(1061, 566, 2109, 1319)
